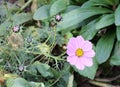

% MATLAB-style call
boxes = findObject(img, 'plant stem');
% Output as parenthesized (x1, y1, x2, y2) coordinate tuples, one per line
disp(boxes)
(89, 80, 117, 87)
(48, 65, 70, 87)
(25, 50, 65, 61)
(44, 32, 52, 44)
(17, 0, 33, 13)
(48, 75, 62, 87)
(95, 75, 120, 82)
(50, 27, 56, 50)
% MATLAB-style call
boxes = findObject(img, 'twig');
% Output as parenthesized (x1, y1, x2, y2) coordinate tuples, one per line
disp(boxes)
(25, 50, 65, 61)
(48, 75, 62, 87)
(95, 75, 120, 82)
(89, 80, 119, 87)
(17, 0, 33, 13)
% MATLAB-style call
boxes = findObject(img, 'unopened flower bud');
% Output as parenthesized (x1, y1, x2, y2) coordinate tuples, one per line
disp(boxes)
(13, 26, 20, 33)
(55, 14, 62, 22)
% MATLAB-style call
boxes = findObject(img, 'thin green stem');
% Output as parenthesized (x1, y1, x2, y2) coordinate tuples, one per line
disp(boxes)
(13, 52, 21, 65)
(89, 80, 117, 87)
(30, 54, 42, 64)
(58, 51, 66, 57)
(48, 65, 70, 87)
(17, 0, 33, 13)
(25, 50, 65, 61)
(50, 27, 56, 50)
(44, 32, 52, 44)
(48, 75, 62, 87)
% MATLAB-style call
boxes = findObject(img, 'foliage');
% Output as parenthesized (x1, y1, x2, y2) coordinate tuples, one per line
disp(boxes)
(0, 0, 120, 87)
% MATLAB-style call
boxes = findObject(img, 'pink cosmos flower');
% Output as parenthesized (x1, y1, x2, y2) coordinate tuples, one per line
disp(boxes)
(67, 36, 95, 70)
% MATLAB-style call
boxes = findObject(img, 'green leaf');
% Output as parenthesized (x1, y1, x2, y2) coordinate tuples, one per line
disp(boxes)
(103, 0, 119, 5)
(29, 82, 45, 87)
(116, 26, 120, 41)
(26, 63, 37, 75)
(60, 71, 72, 87)
(115, 4, 120, 26)
(90, 0, 118, 6)
(73, 58, 98, 79)
(12, 13, 32, 26)
(81, 1, 95, 8)
(66, 5, 80, 13)
(96, 14, 114, 30)
(110, 55, 120, 66)
(33, 5, 50, 20)
(80, 19, 98, 40)
(50, 0, 67, 16)
(110, 42, 120, 65)
(57, 7, 112, 31)
(67, 74, 74, 87)
(96, 31, 115, 64)
(55, 64, 76, 87)
(35, 61, 54, 77)
(0, 5, 7, 16)
(0, 21, 12, 36)
(6, 78, 31, 87)
(26, 61, 58, 78)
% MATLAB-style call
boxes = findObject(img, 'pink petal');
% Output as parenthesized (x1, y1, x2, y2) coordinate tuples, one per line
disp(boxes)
(82, 41, 92, 51)
(83, 50, 95, 58)
(81, 57, 93, 66)
(76, 36, 85, 48)
(67, 56, 78, 65)
(67, 37, 78, 50)
(75, 58, 85, 70)
(67, 49, 75, 56)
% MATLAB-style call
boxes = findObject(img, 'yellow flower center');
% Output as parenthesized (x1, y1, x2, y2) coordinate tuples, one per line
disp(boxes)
(76, 48, 84, 57)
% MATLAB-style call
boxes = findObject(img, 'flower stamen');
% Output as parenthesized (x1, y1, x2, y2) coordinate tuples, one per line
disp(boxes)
(76, 48, 84, 57)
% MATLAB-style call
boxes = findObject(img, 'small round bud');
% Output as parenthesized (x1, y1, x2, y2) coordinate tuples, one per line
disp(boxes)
(49, 20, 57, 27)
(55, 14, 62, 22)
(18, 65, 24, 72)
(26, 36, 32, 43)
(13, 26, 20, 33)
(63, 45, 67, 50)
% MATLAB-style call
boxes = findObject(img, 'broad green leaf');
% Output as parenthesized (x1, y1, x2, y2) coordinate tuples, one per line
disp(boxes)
(33, 5, 50, 20)
(12, 13, 32, 26)
(6, 78, 31, 87)
(0, 5, 7, 16)
(96, 31, 115, 64)
(81, 1, 95, 8)
(115, 5, 120, 26)
(56, 65, 76, 87)
(0, 21, 12, 36)
(61, 71, 72, 87)
(103, 0, 119, 5)
(116, 26, 120, 41)
(96, 14, 114, 30)
(110, 42, 120, 65)
(50, 0, 67, 16)
(86, 0, 108, 7)
(80, 19, 98, 40)
(35, 61, 54, 77)
(110, 55, 120, 65)
(67, 74, 74, 87)
(29, 82, 45, 87)
(26, 61, 57, 78)
(90, 0, 118, 6)
(73, 57, 98, 79)
(66, 5, 80, 13)
(26, 63, 37, 75)
(57, 7, 112, 31)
